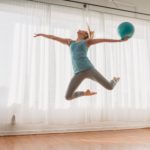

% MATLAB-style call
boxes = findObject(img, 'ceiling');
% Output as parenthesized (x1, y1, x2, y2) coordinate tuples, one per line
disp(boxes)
(68, 0, 150, 14)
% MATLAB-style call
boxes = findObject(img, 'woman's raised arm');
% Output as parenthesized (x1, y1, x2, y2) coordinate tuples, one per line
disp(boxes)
(33, 34, 72, 45)
(87, 38, 128, 47)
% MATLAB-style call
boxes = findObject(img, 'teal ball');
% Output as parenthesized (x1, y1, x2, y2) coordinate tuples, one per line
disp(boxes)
(118, 22, 135, 40)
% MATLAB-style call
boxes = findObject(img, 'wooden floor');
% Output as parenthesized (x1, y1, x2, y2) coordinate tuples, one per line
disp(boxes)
(0, 128, 150, 150)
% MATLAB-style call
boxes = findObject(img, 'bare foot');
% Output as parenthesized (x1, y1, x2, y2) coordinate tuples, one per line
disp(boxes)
(84, 89, 97, 96)
(113, 77, 120, 83)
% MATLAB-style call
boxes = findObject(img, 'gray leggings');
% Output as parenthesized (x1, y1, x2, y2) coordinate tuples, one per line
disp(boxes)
(65, 68, 118, 100)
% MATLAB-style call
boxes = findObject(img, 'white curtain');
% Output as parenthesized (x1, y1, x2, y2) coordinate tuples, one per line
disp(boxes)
(0, 0, 150, 135)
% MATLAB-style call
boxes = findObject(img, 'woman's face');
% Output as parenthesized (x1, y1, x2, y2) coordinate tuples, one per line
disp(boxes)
(77, 30, 88, 40)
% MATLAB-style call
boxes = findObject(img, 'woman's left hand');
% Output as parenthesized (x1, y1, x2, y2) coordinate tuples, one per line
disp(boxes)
(121, 37, 129, 42)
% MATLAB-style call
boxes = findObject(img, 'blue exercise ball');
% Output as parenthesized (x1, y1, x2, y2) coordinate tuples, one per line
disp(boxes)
(118, 22, 135, 40)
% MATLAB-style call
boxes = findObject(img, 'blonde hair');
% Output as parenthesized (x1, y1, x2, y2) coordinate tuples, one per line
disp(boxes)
(87, 25, 94, 39)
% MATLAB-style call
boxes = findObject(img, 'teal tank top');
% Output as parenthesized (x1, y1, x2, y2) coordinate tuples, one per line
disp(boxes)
(69, 40, 94, 74)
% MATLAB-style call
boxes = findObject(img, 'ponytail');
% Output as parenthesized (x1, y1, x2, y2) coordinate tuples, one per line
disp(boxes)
(87, 25, 94, 39)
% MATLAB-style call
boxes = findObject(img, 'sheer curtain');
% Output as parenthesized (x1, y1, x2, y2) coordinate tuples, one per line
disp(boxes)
(0, 0, 150, 135)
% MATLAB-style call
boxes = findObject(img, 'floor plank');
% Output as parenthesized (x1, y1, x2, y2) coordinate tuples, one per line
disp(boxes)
(0, 128, 150, 150)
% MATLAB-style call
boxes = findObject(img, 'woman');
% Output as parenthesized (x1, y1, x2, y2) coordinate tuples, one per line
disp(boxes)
(34, 28, 128, 100)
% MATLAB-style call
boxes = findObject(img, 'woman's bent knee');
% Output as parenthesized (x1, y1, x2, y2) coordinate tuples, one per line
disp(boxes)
(106, 84, 114, 90)
(65, 94, 73, 100)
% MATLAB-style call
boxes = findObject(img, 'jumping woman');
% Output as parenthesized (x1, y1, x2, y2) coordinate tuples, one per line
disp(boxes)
(33, 27, 128, 100)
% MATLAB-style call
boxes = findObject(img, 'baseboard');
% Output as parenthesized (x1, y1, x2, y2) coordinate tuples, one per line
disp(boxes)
(0, 121, 150, 136)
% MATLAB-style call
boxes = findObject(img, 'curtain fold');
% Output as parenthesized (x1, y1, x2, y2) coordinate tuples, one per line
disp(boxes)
(0, 0, 150, 134)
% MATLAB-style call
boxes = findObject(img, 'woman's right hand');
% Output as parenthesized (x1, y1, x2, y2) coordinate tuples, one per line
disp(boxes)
(33, 33, 43, 37)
